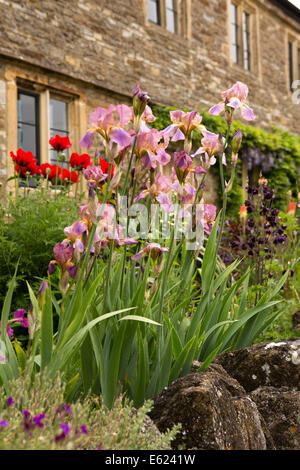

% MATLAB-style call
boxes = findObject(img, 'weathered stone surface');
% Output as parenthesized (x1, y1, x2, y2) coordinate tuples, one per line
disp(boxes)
(292, 310, 300, 331)
(250, 386, 300, 450)
(214, 340, 300, 392)
(149, 364, 266, 450)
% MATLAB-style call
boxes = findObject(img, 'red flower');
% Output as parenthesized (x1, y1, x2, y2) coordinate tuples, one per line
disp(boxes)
(288, 202, 296, 214)
(58, 168, 79, 184)
(40, 163, 61, 180)
(10, 149, 40, 177)
(69, 153, 91, 170)
(99, 158, 114, 180)
(49, 135, 72, 151)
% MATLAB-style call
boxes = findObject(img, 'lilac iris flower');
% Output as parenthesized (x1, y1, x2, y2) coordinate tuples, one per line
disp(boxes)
(79, 104, 132, 150)
(209, 81, 255, 121)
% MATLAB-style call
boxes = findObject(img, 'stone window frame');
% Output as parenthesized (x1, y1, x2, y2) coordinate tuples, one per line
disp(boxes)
(144, 0, 190, 38)
(286, 30, 300, 93)
(227, 0, 259, 76)
(5, 66, 86, 185)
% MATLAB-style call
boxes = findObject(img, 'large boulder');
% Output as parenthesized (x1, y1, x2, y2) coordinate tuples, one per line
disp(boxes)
(292, 310, 300, 331)
(250, 386, 300, 450)
(214, 339, 300, 392)
(149, 364, 267, 450)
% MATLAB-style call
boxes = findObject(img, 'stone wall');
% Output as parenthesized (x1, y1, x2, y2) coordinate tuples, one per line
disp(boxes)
(0, 0, 299, 193)
(0, 0, 299, 133)
(0, 64, 6, 198)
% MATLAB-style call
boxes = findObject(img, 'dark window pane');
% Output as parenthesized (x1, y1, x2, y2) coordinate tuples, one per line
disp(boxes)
(230, 3, 237, 23)
(166, 8, 176, 33)
(243, 12, 250, 70)
(147, 0, 160, 24)
(17, 91, 39, 162)
(50, 129, 69, 165)
(166, 0, 177, 33)
(289, 41, 294, 91)
(18, 93, 36, 125)
(231, 3, 239, 64)
(50, 98, 68, 132)
(18, 123, 36, 155)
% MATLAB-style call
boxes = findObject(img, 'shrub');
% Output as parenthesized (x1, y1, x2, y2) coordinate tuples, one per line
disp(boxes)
(0, 373, 179, 450)
(0, 190, 78, 309)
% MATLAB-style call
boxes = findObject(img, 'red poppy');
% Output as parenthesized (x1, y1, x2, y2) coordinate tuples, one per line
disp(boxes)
(40, 163, 61, 180)
(10, 149, 40, 177)
(58, 168, 79, 184)
(69, 153, 91, 170)
(99, 158, 114, 180)
(49, 135, 72, 151)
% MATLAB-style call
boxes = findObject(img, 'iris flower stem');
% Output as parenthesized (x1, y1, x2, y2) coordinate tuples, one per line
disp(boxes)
(216, 123, 232, 250)
(122, 135, 137, 196)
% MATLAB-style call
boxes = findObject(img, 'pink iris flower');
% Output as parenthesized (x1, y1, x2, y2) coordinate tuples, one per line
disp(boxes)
(135, 129, 171, 169)
(163, 110, 206, 142)
(192, 130, 226, 167)
(172, 180, 197, 204)
(131, 242, 169, 261)
(79, 104, 132, 149)
(64, 221, 87, 260)
(134, 173, 174, 212)
(48, 242, 76, 278)
(209, 81, 255, 121)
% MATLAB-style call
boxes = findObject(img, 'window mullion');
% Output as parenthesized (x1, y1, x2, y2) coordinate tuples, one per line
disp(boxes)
(160, 0, 166, 28)
(39, 89, 50, 164)
(237, 6, 243, 66)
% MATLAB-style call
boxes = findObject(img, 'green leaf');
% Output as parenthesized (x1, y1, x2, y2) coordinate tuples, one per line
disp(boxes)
(40, 287, 53, 371)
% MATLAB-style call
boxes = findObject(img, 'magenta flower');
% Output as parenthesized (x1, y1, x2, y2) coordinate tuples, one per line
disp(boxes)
(63, 405, 72, 415)
(80, 425, 88, 435)
(0, 321, 13, 338)
(23, 410, 30, 419)
(60, 423, 71, 435)
(33, 413, 45, 428)
(0, 420, 8, 428)
(7, 397, 15, 406)
(0, 354, 6, 363)
(131, 243, 169, 261)
(13, 309, 28, 328)
(209, 81, 255, 121)
(163, 110, 206, 142)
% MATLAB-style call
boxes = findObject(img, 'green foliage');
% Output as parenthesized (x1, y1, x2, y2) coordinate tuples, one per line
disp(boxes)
(151, 104, 300, 214)
(0, 373, 179, 450)
(0, 190, 78, 309)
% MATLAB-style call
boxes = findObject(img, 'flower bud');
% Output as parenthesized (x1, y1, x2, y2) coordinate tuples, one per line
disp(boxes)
(133, 84, 150, 118)
(231, 129, 242, 165)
